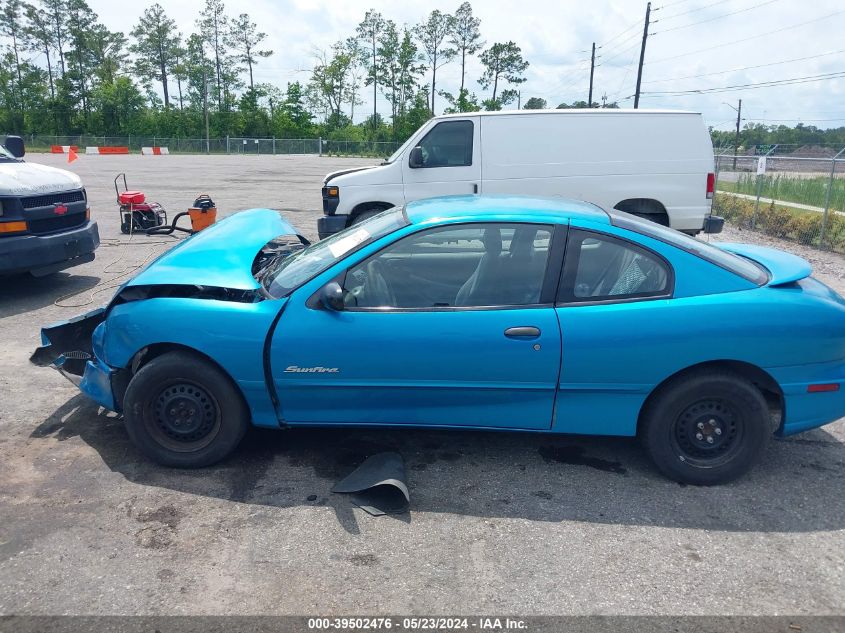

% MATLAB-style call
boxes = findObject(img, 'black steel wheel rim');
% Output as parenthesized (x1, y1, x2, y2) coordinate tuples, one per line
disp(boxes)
(672, 398, 743, 468)
(148, 381, 221, 452)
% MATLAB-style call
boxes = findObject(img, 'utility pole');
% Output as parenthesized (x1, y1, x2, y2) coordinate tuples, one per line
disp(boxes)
(633, 2, 651, 109)
(203, 68, 210, 154)
(723, 100, 743, 169)
(588, 42, 596, 107)
(733, 99, 742, 170)
(517, 90, 521, 109)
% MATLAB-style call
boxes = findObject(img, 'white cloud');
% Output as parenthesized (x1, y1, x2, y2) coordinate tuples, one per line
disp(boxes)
(86, 0, 845, 130)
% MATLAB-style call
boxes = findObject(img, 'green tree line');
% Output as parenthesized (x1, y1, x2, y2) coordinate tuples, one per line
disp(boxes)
(0, 0, 537, 143)
(711, 122, 845, 151)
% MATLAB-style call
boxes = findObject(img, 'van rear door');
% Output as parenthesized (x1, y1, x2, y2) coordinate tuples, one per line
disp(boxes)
(401, 117, 480, 203)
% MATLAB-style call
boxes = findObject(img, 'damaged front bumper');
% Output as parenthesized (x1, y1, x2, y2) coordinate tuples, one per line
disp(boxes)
(30, 307, 124, 412)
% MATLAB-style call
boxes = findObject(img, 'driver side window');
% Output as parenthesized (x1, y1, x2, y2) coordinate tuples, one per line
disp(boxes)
(414, 120, 474, 168)
(344, 223, 553, 309)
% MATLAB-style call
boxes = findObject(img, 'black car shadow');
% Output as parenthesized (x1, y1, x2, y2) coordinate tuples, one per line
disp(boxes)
(0, 273, 102, 318)
(32, 394, 845, 535)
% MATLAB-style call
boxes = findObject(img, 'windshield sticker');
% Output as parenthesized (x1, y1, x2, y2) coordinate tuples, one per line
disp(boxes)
(328, 228, 370, 258)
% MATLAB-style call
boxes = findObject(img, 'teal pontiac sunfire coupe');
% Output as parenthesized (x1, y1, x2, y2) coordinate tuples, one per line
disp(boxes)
(32, 196, 845, 485)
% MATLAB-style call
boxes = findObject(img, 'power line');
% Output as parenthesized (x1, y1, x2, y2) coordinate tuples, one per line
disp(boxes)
(642, 49, 845, 84)
(598, 17, 644, 49)
(646, 10, 844, 64)
(640, 71, 845, 96)
(606, 45, 643, 101)
(599, 29, 644, 57)
(657, 0, 732, 21)
(654, 0, 697, 9)
(598, 37, 649, 66)
(653, 0, 781, 35)
(747, 118, 845, 122)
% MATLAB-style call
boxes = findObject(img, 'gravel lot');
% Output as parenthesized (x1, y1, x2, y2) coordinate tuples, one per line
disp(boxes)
(1, 154, 844, 616)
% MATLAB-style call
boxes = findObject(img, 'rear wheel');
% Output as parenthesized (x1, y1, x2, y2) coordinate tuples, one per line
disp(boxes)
(640, 370, 770, 485)
(615, 199, 670, 227)
(123, 351, 249, 467)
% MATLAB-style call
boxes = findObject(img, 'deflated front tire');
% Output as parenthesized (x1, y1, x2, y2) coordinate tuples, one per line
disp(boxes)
(123, 350, 249, 468)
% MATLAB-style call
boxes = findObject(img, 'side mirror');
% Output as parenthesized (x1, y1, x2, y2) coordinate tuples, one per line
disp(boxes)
(4, 135, 24, 158)
(321, 281, 345, 311)
(408, 146, 423, 169)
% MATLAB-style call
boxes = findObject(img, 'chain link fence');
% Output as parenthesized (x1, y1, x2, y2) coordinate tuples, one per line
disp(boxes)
(19, 134, 401, 158)
(714, 145, 845, 253)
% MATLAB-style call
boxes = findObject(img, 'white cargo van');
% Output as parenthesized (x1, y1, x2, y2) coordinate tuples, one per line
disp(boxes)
(318, 109, 720, 238)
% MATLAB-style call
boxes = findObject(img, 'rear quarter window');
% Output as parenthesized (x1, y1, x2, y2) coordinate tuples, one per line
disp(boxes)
(608, 210, 769, 286)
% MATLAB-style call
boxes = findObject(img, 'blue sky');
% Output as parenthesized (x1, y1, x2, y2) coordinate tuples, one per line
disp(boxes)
(87, 0, 845, 131)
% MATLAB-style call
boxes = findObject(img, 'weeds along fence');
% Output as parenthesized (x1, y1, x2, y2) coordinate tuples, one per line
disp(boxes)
(20, 135, 401, 158)
(715, 150, 845, 253)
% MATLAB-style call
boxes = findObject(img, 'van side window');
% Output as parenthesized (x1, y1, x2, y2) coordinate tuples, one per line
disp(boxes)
(415, 120, 473, 168)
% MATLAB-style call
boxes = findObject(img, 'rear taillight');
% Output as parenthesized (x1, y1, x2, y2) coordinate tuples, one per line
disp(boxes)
(706, 173, 715, 199)
(808, 383, 840, 393)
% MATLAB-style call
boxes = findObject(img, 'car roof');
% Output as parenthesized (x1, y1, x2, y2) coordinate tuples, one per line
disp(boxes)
(404, 195, 610, 226)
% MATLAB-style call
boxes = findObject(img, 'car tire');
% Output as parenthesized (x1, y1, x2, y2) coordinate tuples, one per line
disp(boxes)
(123, 351, 249, 468)
(640, 370, 770, 485)
(351, 209, 383, 225)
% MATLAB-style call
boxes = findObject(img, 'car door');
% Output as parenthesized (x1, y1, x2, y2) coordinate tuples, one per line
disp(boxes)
(401, 118, 481, 203)
(553, 226, 675, 436)
(270, 222, 565, 429)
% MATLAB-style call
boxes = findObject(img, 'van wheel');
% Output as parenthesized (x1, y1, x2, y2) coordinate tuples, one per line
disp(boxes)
(640, 370, 770, 485)
(632, 212, 670, 227)
(351, 207, 388, 225)
(123, 351, 249, 468)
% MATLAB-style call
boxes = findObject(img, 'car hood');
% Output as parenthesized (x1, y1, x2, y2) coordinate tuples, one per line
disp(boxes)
(0, 159, 83, 196)
(717, 242, 812, 286)
(128, 209, 302, 290)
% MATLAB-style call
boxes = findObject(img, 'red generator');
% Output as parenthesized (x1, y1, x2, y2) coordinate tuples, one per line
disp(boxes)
(114, 173, 167, 234)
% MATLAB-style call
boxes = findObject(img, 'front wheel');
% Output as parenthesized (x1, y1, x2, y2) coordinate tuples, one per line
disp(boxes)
(351, 208, 385, 225)
(123, 351, 249, 467)
(640, 370, 771, 485)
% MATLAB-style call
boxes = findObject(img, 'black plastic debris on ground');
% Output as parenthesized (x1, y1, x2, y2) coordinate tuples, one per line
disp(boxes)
(331, 451, 409, 516)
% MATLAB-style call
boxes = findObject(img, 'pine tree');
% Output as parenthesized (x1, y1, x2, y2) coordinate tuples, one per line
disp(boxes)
(449, 2, 482, 94)
(356, 9, 386, 127)
(129, 3, 180, 108)
(226, 13, 271, 92)
(478, 41, 528, 106)
(414, 9, 455, 114)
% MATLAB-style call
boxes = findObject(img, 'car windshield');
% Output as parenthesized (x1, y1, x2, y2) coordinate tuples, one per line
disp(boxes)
(608, 209, 769, 285)
(264, 207, 408, 298)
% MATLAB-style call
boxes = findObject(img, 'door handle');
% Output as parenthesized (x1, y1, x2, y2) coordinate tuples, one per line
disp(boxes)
(473, 183, 478, 194)
(504, 326, 540, 339)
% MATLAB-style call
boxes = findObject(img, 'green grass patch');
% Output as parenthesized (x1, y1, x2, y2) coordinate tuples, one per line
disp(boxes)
(722, 173, 845, 211)
(713, 192, 845, 253)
